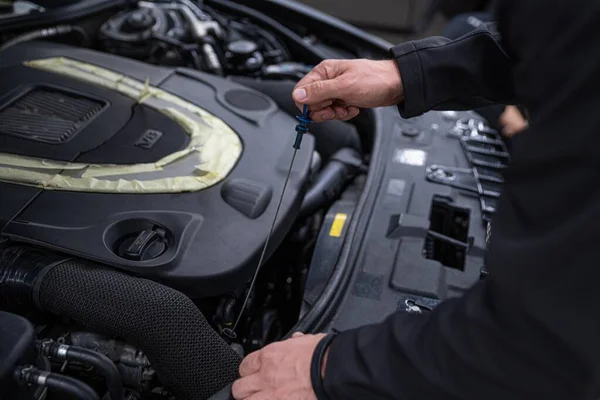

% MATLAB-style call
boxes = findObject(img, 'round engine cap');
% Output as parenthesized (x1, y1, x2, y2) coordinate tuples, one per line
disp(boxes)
(227, 40, 258, 58)
(117, 228, 168, 261)
(125, 10, 156, 31)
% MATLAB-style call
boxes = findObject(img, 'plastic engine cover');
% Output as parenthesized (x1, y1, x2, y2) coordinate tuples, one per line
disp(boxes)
(0, 42, 315, 297)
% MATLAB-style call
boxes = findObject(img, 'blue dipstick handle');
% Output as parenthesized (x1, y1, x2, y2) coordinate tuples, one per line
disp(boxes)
(293, 104, 312, 149)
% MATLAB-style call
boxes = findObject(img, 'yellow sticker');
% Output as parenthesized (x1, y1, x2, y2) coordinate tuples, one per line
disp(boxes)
(329, 213, 348, 238)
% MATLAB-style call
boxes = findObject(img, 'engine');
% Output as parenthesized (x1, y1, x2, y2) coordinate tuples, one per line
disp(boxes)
(0, 1, 510, 399)
(96, 0, 311, 79)
(0, 1, 368, 399)
(0, 41, 315, 297)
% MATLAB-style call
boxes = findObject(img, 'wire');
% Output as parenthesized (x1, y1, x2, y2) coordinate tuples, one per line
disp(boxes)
(232, 149, 298, 333)
(231, 106, 311, 334)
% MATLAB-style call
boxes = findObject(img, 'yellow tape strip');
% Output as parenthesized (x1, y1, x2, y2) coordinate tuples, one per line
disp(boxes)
(0, 57, 243, 193)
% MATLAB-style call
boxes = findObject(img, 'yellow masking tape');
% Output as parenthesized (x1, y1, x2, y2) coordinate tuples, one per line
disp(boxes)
(0, 166, 217, 193)
(0, 153, 88, 170)
(0, 57, 243, 193)
(329, 213, 348, 238)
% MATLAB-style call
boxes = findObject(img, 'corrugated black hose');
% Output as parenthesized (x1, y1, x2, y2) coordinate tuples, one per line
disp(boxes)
(0, 245, 241, 400)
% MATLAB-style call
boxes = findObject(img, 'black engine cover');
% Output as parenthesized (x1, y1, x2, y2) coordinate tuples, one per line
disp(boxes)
(0, 41, 315, 297)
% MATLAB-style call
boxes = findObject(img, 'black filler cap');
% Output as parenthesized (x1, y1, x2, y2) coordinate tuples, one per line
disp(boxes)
(118, 226, 168, 261)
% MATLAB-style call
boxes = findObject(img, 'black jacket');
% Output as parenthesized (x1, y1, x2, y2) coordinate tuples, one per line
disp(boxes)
(322, 1, 600, 399)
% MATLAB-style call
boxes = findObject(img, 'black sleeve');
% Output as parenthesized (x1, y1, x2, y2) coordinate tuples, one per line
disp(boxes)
(320, 1, 600, 399)
(390, 23, 515, 118)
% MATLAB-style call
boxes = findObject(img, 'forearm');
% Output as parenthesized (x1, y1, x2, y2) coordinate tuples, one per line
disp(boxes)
(320, 278, 592, 400)
(316, 0, 600, 398)
(318, 118, 600, 400)
(390, 25, 515, 118)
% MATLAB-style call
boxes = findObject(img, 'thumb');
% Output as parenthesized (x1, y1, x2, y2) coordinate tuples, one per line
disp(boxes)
(293, 77, 348, 105)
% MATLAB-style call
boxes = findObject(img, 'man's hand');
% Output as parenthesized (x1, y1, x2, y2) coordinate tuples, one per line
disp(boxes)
(292, 59, 403, 122)
(232, 332, 326, 400)
(499, 105, 528, 137)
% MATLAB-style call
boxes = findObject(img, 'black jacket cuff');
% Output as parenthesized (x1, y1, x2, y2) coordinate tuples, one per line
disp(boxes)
(389, 41, 427, 118)
(311, 333, 338, 400)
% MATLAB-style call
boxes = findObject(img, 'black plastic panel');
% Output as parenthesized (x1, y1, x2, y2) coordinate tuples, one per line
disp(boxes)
(77, 105, 190, 164)
(324, 109, 494, 331)
(0, 311, 36, 398)
(0, 42, 315, 298)
(391, 238, 447, 299)
(0, 183, 40, 229)
(303, 200, 355, 308)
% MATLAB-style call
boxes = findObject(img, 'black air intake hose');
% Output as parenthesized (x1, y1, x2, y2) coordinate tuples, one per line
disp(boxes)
(0, 246, 241, 400)
(300, 147, 364, 218)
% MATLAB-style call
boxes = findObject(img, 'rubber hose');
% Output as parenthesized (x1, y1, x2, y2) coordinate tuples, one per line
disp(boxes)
(0, 246, 67, 312)
(37, 261, 241, 400)
(65, 347, 123, 400)
(300, 148, 363, 217)
(0, 246, 241, 400)
(45, 373, 100, 400)
(40, 342, 124, 400)
(15, 366, 100, 400)
(0, 25, 87, 51)
(300, 161, 347, 218)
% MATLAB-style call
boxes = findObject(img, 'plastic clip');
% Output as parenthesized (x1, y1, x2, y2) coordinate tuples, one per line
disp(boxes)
(293, 104, 312, 150)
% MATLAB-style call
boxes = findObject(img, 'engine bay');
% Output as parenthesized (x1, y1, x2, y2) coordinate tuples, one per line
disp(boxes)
(0, 42, 319, 298)
(0, 1, 509, 400)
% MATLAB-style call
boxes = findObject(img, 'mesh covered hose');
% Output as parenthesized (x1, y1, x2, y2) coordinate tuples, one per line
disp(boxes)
(36, 261, 241, 400)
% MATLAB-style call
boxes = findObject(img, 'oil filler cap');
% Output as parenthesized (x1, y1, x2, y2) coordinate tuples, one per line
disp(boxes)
(118, 226, 167, 261)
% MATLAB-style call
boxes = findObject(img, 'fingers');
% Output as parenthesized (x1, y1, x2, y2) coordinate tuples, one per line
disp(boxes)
(310, 107, 335, 122)
(239, 351, 261, 377)
(292, 65, 330, 111)
(293, 60, 349, 111)
(246, 392, 275, 400)
(293, 78, 349, 106)
(232, 374, 263, 399)
(307, 99, 334, 113)
(292, 332, 304, 338)
(498, 105, 528, 137)
(291, 59, 361, 121)
(310, 106, 360, 122)
(333, 105, 348, 120)
(294, 59, 343, 93)
(342, 106, 360, 121)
